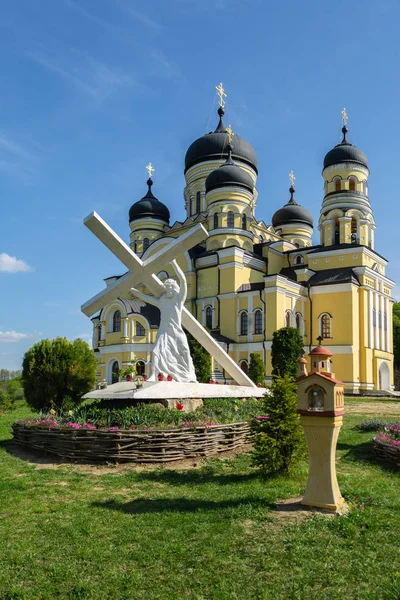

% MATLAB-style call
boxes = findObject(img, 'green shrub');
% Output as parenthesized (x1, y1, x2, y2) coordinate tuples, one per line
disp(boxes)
(0, 377, 26, 413)
(252, 375, 305, 473)
(356, 419, 394, 432)
(271, 327, 304, 380)
(22, 338, 97, 412)
(248, 352, 265, 386)
(187, 332, 212, 383)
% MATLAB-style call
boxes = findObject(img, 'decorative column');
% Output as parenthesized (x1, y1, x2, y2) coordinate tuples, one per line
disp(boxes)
(385, 296, 391, 352)
(122, 317, 129, 341)
(296, 346, 345, 512)
(338, 216, 352, 244)
(374, 292, 379, 350)
(380, 294, 385, 352)
(369, 289, 374, 349)
(99, 322, 106, 346)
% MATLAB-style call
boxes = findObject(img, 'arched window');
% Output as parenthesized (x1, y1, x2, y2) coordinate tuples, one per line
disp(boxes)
(205, 306, 213, 330)
(254, 310, 263, 335)
(134, 241, 138, 253)
(351, 218, 358, 243)
(320, 314, 331, 338)
(196, 192, 201, 214)
(296, 313, 302, 330)
(285, 311, 291, 328)
(240, 311, 248, 336)
(111, 360, 119, 384)
(242, 214, 247, 230)
(294, 255, 303, 265)
(136, 361, 146, 376)
(97, 325, 102, 343)
(334, 178, 341, 192)
(349, 177, 356, 191)
(240, 360, 248, 375)
(112, 310, 121, 332)
(334, 218, 340, 244)
(213, 213, 219, 229)
(143, 238, 149, 252)
(227, 211, 234, 228)
(136, 321, 145, 337)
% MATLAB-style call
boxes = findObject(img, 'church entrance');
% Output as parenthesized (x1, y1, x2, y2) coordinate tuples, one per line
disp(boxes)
(111, 360, 119, 384)
(378, 361, 390, 390)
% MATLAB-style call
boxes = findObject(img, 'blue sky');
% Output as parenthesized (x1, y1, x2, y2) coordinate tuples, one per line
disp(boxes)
(1, 0, 399, 370)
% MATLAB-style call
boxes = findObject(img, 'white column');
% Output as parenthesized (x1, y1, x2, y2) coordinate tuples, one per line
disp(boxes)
(380, 294, 385, 351)
(385, 297, 391, 352)
(374, 293, 379, 350)
(369, 289, 374, 349)
(123, 318, 128, 338)
(100, 322, 105, 341)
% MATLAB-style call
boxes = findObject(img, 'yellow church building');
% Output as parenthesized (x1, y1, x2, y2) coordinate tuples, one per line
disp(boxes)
(88, 90, 395, 393)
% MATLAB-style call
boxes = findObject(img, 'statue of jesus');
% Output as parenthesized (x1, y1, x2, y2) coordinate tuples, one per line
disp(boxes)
(130, 259, 197, 383)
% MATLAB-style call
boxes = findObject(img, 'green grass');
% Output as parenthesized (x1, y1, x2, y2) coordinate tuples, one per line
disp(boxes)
(1, 406, 400, 600)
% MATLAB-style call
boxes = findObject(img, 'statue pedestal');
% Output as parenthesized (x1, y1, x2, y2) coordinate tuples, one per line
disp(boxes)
(300, 415, 344, 512)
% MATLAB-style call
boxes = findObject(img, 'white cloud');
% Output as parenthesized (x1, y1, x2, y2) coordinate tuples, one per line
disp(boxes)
(0, 253, 32, 273)
(0, 331, 29, 343)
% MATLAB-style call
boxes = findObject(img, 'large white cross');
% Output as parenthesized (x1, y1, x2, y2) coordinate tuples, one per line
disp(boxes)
(81, 212, 255, 387)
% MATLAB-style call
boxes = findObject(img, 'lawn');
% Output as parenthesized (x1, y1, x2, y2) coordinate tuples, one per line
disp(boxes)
(1, 404, 400, 600)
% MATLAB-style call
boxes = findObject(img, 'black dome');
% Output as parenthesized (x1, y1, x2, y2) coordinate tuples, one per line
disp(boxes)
(185, 107, 258, 173)
(129, 179, 170, 224)
(323, 126, 368, 170)
(272, 187, 314, 228)
(205, 146, 254, 193)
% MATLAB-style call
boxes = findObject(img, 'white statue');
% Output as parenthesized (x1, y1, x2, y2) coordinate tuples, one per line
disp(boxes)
(130, 259, 197, 383)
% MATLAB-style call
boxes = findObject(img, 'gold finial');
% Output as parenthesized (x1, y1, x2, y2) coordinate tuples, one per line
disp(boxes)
(341, 108, 348, 126)
(226, 124, 234, 145)
(289, 171, 295, 187)
(146, 162, 155, 178)
(216, 82, 227, 108)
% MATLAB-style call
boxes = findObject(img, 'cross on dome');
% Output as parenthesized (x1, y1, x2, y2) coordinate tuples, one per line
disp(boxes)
(289, 171, 295, 187)
(226, 124, 234, 145)
(216, 82, 227, 108)
(341, 108, 348, 126)
(146, 162, 155, 178)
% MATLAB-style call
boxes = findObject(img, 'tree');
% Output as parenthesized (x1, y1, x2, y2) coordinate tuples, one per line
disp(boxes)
(248, 352, 265, 386)
(271, 327, 304, 380)
(252, 375, 305, 473)
(22, 338, 98, 412)
(186, 332, 212, 383)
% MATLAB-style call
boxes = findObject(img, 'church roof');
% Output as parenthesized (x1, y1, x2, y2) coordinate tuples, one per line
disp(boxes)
(323, 125, 368, 170)
(205, 144, 254, 193)
(272, 186, 313, 228)
(129, 178, 170, 224)
(306, 267, 360, 287)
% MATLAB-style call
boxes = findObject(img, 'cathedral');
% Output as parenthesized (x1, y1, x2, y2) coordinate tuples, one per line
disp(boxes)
(88, 86, 395, 393)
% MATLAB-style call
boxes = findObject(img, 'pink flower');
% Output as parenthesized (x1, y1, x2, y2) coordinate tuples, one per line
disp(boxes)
(255, 415, 270, 420)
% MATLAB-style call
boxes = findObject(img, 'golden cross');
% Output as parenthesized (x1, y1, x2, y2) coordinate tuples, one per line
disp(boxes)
(216, 82, 227, 108)
(145, 162, 155, 178)
(342, 108, 348, 126)
(226, 124, 234, 144)
(289, 171, 295, 187)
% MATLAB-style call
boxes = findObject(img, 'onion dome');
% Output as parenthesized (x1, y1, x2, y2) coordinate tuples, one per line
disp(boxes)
(272, 185, 314, 228)
(129, 178, 170, 224)
(185, 106, 258, 173)
(323, 125, 368, 170)
(205, 144, 254, 193)
(310, 345, 333, 357)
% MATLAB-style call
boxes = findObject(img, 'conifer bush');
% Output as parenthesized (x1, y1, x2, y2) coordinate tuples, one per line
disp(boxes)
(248, 352, 265, 386)
(186, 332, 212, 383)
(252, 375, 305, 473)
(22, 337, 97, 412)
(271, 327, 304, 380)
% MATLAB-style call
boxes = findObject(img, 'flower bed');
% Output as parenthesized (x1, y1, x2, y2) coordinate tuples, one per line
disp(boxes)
(12, 420, 251, 463)
(372, 424, 400, 468)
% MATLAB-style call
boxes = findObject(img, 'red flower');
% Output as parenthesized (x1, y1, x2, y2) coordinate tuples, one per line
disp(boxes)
(176, 403, 184, 410)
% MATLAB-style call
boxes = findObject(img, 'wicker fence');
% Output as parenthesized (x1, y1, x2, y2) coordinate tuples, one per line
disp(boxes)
(12, 422, 251, 463)
(372, 439, 400, 468)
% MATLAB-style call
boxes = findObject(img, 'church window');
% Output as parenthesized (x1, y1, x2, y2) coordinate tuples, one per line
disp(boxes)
(196, 192, 201, 214)
(143, 238, 150, 252)
(334, 178, 341, 192)
(351, 218, 358, 244)
(240, 311, 248, 335)
(242, 214, 247, 230)
(97, 325, 102, 343)
(240, 360, 248, 375)
(111, 361, 119, 384)
(334, 218, 340, 244)
(349, 177, 356, 191)
(254, 310, 263, 335)
(213, 213, 219, 229)
(294, 255, 303, 265)
(205, 306, 213, 330)
(136, 322, 145, 337)
(373, 309, 376, 327)
(320, 314, 331, 338)
(112, 310, 121, 333)
(378, 311, 382, 329)
(296, 313, 302, 331)
(285, 311, 291, 328)
(227, 211, 235, 228)
(136, 361, 146, 376)
(134, 241, 138, 253)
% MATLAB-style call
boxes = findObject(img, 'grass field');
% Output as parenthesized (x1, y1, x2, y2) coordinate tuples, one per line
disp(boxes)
(1, 403, 400, 600)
